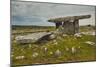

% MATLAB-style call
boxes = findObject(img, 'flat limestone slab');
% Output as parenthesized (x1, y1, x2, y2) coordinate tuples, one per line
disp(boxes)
(15, 32, 52, 43)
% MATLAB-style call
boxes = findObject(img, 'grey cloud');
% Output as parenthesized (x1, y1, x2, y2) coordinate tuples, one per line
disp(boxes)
(11, 1, 95, 17)
(11, 1, 96, 25)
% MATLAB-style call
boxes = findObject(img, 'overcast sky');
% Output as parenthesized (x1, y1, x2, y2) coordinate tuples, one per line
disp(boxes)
(11, 1, 96, 26)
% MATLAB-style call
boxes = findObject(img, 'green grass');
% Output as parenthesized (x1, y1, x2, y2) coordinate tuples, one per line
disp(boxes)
(11, 26, 96, 66)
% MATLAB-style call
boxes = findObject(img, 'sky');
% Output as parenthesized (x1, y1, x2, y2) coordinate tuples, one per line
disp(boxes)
(11, 1, 96, 26)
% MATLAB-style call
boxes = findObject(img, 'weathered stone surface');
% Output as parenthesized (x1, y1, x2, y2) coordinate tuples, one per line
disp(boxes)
(81, 31, 95, 35)
(15, 32, 52, 44)
(74, 33, 82, 38)
(63, 21, 75, 34)
(49, 34, 56, 40)
(85, 41, 95, 46)
(48, 15, 91, 22)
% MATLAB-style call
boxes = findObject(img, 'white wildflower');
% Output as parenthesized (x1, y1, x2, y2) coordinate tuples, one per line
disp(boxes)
(44, 47, 48, 52)
(15, 56, 25, 60)
(71, 47, 76, 54)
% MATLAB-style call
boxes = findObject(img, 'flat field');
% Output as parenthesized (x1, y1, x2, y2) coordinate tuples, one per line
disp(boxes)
(11, 25, 96, 66)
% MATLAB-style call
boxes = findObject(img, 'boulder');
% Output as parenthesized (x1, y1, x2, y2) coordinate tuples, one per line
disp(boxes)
(74, 33, 82, 38)
(55, 49, 61, 57)
(15, 32, 53, 44)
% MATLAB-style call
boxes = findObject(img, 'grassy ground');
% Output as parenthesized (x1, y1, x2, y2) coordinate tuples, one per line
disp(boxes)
(11, 25, 96, 66)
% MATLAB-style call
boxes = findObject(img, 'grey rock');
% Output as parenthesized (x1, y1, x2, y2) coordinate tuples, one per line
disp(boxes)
(74, 33, 82, 38)
(81, 31, 95, 35)
(85, 41, 95, 46)
(55, 49, 61, 57)
(49, 34, 56, 40)
(15, 32, 52, 44)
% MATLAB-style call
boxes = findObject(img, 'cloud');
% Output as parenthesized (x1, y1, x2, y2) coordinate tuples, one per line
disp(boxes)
(11, 15, 55, 26)
(13, 16, 42, 22)
(11, 1, 95, 17)
(11, 1, 96, 26)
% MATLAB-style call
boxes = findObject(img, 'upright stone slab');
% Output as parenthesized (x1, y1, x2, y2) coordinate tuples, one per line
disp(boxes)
(74, 19, 79, 33)
(63, 21, 75, 34)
